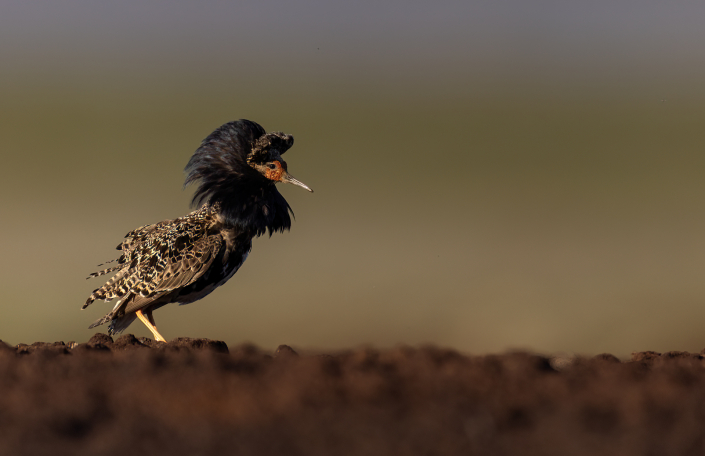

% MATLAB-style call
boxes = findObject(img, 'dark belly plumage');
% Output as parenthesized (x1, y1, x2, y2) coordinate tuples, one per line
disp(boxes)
(164, 235, 252, 307)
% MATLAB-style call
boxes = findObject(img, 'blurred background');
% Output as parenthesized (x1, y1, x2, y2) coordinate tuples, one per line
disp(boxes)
(2, 1, 705, 357)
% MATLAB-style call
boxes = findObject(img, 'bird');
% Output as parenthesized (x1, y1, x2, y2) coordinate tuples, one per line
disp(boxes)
(82, 119, 312, 342)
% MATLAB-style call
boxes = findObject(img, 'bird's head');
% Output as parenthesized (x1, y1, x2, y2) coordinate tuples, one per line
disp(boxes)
(185, 119, 313, 204)
(246, 131, 313, 193)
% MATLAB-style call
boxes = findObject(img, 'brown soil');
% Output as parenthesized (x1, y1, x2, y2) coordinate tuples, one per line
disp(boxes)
(2, 334, 705, 456)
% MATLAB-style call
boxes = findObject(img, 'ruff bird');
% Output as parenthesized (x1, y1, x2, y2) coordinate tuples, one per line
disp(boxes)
(83, 119, 312, 341)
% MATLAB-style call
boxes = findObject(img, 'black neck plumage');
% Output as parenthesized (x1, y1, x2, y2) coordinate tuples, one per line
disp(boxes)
(212, 182, 293, 237)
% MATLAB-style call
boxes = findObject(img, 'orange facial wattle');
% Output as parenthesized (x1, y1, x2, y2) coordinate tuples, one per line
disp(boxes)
(264, 161, 285, 181)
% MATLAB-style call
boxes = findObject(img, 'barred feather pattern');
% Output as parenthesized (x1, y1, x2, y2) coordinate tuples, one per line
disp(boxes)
(83, 203, 223, 310)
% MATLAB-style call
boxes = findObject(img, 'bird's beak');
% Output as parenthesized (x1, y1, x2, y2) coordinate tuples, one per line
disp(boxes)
(281, 172, 313, 193)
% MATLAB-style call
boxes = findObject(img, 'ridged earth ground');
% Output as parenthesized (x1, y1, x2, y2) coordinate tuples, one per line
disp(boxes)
(2, 335, 704, 456)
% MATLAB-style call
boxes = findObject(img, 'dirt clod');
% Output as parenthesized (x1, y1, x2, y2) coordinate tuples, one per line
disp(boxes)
(274, 344, 299, 359)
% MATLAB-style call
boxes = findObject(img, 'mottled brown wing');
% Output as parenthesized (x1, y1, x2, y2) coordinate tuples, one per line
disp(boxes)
(140, 234, 223, 296)
(132, 232, 223, 296)
(85, 222, 164, 280)
(84, 206, 221, 309)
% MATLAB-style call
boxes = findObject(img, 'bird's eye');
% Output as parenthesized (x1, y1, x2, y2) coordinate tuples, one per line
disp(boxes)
(267, 163, 277, 170)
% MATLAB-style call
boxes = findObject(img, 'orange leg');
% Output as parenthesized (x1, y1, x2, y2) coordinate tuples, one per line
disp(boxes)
(136, 309, 167, 342)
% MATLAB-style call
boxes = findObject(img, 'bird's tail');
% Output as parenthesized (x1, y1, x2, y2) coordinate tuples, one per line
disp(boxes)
(108, 313, 138, 336)
(87, 312, 137, 336)
(88, 314, 113, 329)
(86, 294, 137, 336)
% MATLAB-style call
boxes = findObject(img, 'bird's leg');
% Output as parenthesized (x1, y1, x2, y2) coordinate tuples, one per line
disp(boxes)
(146, 310, 157, 328)
(135, 309, 167, 342)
